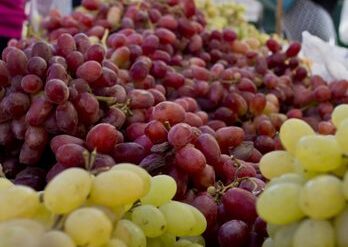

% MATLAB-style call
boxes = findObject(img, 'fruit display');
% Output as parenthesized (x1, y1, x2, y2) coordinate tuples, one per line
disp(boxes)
(0, 0, 348, 246)
(0, 164, 206, 247)
(257, 106, 348, 247)
(194, 0, 269, 43)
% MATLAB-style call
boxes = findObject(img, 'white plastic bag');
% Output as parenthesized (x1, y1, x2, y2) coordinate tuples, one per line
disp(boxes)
(339, 0, 348, 45)
(301, 31, 348, 82)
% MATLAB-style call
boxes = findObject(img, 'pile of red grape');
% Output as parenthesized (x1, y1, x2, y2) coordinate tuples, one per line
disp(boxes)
(1, 0, 347, 246)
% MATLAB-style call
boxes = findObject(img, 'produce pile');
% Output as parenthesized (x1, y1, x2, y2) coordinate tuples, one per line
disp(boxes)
(258, 107, 348, 247)
(0, 164, 206, 247)
(0, 0, 347, 246)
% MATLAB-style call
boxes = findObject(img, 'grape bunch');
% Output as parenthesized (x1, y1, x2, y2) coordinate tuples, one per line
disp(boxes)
(257, 105, 348, 247)
(0, 163, 206, 247)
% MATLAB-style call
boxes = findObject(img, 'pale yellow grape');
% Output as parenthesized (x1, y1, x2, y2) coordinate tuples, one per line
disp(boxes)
(158, 232, 176, 246)
(343, 171, 348, 200)
(64, 207, 112, 247)
(262, 238, 274, 247)
(131, 205, 167, 237)
(273, 222, 299, 247)
(190, 244, 203, 247)
(159, 201, 196, 236)
(182, 236, 205, 245)
(279, 119, 315, 154)
(0, 225, 38, 247)
(111, 205, 128, 222)
(174, 239, 192, 247)
(141, 175, 177, 206)
(332, 163, 348, 178)
(0, 177, 13, 191)
(113, 219, 146, 247)
(32, 203, 54, 227)
(0, 219, 45, 238)
(94, 206, 118, 224)
(39, 231, 75, 247)
(256, 183, 304, 225)
(293, 219, 335, 247)
(336, 119, 348, 153)
(295, 135, 342, 172)
(0, 185, 39, 221)
(185, 204, 207, 236)
(103, 239, 127, 247)
(44, 168, 92, 214)
(293, 160, 319, 180)
(111, 163, 151, 197)
(332, 104, 348, 128)
(334, 208, 348, 247)
(299, 175, 345, 219)
(266, 173, 305, 189)
(266, 224, 281, 238)
(259, 151, 295, 179)
(90, 169, 143, 207)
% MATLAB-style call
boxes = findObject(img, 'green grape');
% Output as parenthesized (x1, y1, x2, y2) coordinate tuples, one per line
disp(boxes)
(293, 160, 320, 180)
(336, 119, 348, 153)
(0, 219, 44, 238)
(332, 163, 347, 178)
(113, 219, 146, 247)
(262, 238, 274, 247)
(259, 151, 295, 179)
(39, 230, 76, 247)
(147, 238, 162, 247)
(257, 183, 304, 225)
(112, 163, 151, 197)
(0, 177, 13, 191)
(141, 175, 177, 207)
(0, 225, 38, 247)
(343, 171, 348, 200)
(158, 232, 176, 246)
(44, 168, 92, 214)
(90, 170, 144, 207)
(174, 239, 192, 247)
(32, 203, 54, 228)
(334, 208, 348, 247)
(273, 222, 299, 247)
(295, 135, 342, 172)
(266, 173, 305, 189)
(0, 185, 39, 221)
(103, 238, 127, 247)
(299, 175, 345, 219)
(64, 207, 112, 247)
(159, 201, 196, 236)
(332, 104, 348, 128)
(181, 236, 205, 245)
(131, 205, 167, 238)
(185, 204, 207, 236)
(293, 219, 335, 247)
(266, 224, 281, 238)
(279, 119, 315, 155)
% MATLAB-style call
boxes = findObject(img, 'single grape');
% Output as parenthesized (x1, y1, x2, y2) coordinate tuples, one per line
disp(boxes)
(159, 201, 196, 236)
(175, 145, 206, 174)
(293, 219, 335, 247)
(45, 79, 69, 104)
(218, 220, 249, 247)
(257, 183, 304, 224)
(55, 143, 87, 168)
(64, 207, 112, 246)
(168, 123, 193, 149)
(299, 175, 345, 219)
(86, 123, 118, 153)
(141, 175, 177, 206)
(295, 135, 342, 172)
(131, 205, 167, 237)
(44, 168, 92, 214)
(259, 151, 295, 179)
(113, 219, 146, 247)
(90, 169, 144, 207)
(39, 230, 75, 247)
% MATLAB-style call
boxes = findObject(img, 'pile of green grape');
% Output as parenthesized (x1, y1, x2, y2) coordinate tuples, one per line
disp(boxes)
(257, 104, 348, 247)
(0, 164, 206, 247)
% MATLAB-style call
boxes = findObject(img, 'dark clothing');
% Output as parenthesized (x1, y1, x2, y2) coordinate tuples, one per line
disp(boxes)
(73, 0, 82, 8)
(311, 0, 339, 13)
(0, 36, 10, 55)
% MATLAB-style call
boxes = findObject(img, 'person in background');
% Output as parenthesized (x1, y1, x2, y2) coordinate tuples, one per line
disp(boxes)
(259, 0, 339, 43)
(0, 0, 27, 53)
